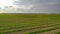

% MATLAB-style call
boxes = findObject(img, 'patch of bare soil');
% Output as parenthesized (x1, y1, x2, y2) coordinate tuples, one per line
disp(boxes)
(38, 29, 60, 34)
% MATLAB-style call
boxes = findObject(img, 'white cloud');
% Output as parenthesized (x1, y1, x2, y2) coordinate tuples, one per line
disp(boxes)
(0, 0, 17, 8)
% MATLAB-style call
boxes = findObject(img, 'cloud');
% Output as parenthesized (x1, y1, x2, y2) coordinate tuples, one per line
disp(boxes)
(0, 0, 60, 13)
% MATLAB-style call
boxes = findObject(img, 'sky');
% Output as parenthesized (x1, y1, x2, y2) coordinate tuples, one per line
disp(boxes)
(0, 0, 60, 13)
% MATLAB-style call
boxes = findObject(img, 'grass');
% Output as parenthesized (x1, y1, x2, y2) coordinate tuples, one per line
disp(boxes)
(0, 14, 60, 34)
(0, 14, 60, 26)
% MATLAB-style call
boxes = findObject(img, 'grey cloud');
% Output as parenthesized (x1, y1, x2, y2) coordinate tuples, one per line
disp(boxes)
(13, 0, 60, 13)
(14, 0, 59, 5)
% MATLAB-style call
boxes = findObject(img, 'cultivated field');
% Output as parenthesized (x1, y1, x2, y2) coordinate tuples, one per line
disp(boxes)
(0, 14, 60, 34)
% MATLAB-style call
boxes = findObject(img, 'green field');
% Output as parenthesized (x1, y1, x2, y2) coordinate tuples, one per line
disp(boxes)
(0, 14, 60, 34)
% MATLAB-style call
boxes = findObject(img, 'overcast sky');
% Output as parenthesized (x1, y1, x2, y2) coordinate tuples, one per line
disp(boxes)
(0, 0, 60, 13)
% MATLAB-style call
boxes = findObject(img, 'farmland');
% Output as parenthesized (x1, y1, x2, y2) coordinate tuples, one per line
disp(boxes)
(0, 14, 60, 34)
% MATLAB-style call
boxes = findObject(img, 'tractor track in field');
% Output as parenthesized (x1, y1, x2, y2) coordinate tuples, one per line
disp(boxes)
(6, 24, 60, 34)
(0, 23, 60, 34)
(0, 23, 60, 31)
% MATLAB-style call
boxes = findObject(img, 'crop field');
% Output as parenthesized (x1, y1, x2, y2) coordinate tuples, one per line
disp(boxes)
(0, 14, 60, 34)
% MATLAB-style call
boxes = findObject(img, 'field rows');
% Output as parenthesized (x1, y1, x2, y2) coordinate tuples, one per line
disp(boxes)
(0, 23, 60, 34)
